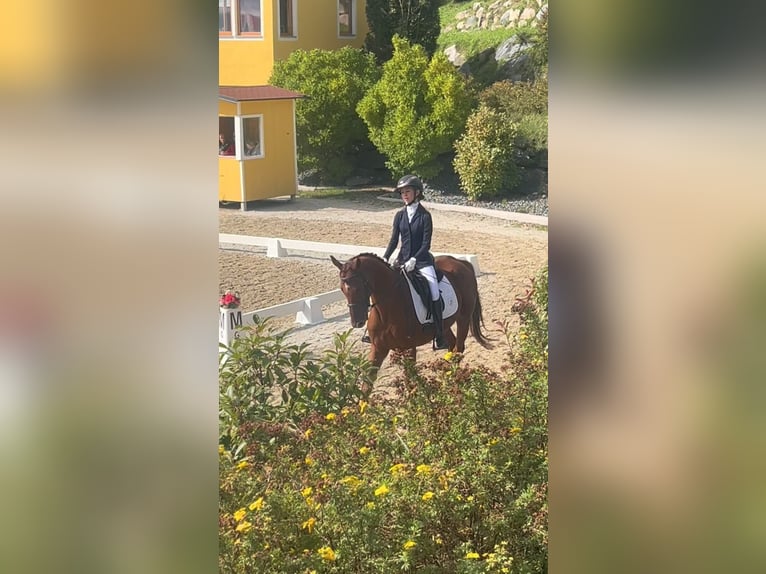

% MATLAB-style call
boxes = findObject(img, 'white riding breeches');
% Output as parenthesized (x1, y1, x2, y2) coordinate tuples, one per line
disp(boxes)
(419, 265, 440, 301)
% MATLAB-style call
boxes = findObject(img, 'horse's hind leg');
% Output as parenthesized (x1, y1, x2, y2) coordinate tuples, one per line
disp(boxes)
(444, 325, 457, 351)
(455, 315, 470, 353)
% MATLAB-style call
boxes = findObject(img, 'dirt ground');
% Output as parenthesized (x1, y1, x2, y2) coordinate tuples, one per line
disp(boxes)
(219, 192, 547, 393)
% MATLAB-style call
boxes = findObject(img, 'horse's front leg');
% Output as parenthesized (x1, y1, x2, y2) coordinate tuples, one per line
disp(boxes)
(364, 343, 390, 394)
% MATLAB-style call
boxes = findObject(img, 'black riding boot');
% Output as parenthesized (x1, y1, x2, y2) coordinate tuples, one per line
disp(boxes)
(432, 297, 448, 350)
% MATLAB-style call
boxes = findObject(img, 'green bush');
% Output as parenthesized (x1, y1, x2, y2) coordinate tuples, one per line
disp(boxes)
(357, 35, 475, 179)
(478, 79, 548, 123)
(219, 269, 548, 573)
(219, 319, 374, 456)
(453, 105, 521, 200)
(270, 47, 380, 184)
(514, 113, 548, 167)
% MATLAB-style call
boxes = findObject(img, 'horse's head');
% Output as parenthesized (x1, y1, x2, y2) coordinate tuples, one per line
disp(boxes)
(331, 255, 371, 328)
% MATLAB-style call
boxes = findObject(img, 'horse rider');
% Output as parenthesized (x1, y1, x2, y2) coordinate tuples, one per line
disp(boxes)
(374, 174, 448, 350)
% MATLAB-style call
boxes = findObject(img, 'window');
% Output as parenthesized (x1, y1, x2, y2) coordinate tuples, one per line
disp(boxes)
(219, 0, 261, 37)
(239, 0, 261, 35)
(338, 0, 355, 37)
(242, 116, 263, 158)
(219, 0, 232, 35)
(219, 117, 235, 156)
(279, 0, 296, 38)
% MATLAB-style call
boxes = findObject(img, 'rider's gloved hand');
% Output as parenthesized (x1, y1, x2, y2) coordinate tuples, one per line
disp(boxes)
(404, 257, 417, 272)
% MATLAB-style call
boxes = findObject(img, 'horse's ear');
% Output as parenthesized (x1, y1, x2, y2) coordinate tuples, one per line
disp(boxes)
(330, 255, 344, 270)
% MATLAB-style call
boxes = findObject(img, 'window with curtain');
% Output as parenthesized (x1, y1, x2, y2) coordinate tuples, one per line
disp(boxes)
(219, 0, 232, 35)
(279, 0, 295, 38)
(338, 0, 354, 37)
(239, 0, 261, 35)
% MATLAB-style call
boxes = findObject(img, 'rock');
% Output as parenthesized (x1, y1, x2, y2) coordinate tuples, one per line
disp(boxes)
(443, 44, 467, 67)
(520, 7, 537, 21)
(464, 16, 478, 29)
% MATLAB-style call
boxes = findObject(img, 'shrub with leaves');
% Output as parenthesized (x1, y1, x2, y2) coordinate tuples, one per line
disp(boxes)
(219, 269, 548, 573)
(357, 35, 475, 179)
(453, 105, 521, 200)
(219, 318, 374, 456)
(270, 47, 380, 183)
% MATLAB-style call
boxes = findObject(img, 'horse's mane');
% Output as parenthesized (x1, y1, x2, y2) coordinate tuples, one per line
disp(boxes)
(355, 252, 388, 265)
(350, 252, 397, 279)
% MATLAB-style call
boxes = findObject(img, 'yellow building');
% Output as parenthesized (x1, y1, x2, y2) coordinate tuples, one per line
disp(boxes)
(219, 1, 369, 207)
(219, 0, 369, 86)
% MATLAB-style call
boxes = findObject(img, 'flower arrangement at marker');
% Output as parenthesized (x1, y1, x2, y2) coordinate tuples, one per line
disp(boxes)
(219, 291, 241, 309)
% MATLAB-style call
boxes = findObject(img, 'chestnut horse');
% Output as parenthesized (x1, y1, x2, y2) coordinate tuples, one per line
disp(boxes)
(330, 253, 491, 377)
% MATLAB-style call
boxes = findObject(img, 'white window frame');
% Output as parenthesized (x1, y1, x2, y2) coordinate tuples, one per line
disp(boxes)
(238, 115, 264, 160)
(219, 0, 264, 40)
(278, 0, 298, 40)
(337, 0, 356, 38)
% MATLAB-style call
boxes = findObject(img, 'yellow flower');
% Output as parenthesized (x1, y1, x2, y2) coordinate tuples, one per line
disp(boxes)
(248, 497, 264, 511)
(374, 484, 390, 497)
(416, 464, 431, 475)
(235, 521, 252, 533)
(443, 351, 454, 361)
(236, 460, 251, 470)
(341, 406, 351, 417)
(359, 400, 368, 414)
(489, 437, 499, 446)
(359, 446, 370, 455)
(317, 546, 336, 561)
(389, 463, 407, 475)
(368, 424, 379, 434)
(218, 445, 224, 455)
(301, 516, 316, 534)
(340, 475, 362, 489)
(403, 540, 417, 550)
(421, 491, 434, 501)
(365, 501, 375, 509)
(304, 456, 314, 466)
(301, 486, 313, 498)
(465, 552, 480, 559)
(233, 508, 247, 522)
(325, 413, 336, 421)
(510, 427, 522, 434)
(304, 428, 312, 439)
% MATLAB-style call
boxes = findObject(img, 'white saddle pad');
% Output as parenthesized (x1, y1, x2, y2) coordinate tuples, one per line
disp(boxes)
(403, 272, 458, 325)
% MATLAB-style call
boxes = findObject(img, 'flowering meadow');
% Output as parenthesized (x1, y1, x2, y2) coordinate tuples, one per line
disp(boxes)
(219, 268, 548, 573)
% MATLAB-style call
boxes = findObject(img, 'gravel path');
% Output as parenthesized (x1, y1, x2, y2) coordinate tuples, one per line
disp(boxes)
(219, 192, 547, 394)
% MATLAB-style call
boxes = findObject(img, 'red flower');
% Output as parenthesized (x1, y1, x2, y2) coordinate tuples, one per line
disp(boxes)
(219, 291, 241, 309)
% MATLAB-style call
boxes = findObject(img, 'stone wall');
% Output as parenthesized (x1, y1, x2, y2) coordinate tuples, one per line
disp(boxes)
(443, 0, 548, 33)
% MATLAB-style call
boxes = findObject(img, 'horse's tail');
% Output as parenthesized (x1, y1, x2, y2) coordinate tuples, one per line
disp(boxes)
(470, 288, 493, 349)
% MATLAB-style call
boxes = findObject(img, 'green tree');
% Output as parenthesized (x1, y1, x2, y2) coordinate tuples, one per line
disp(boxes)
(357, 35, 474, 179)
(269, 47, 380, 183)
(364, 0, 441, 63)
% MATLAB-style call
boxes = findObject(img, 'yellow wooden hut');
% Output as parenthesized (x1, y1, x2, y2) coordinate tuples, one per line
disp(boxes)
(219, 86, 304, 206)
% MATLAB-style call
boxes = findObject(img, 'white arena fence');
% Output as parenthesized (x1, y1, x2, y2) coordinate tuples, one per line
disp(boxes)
(218, 234, 481, 352)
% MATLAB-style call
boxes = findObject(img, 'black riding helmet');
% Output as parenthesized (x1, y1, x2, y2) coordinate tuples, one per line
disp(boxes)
(395, 174, 424, 200)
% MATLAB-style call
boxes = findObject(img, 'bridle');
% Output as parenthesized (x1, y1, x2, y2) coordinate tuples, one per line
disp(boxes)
(340, 272, 374, 315)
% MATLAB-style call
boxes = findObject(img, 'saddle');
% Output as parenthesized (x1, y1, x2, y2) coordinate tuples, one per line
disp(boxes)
(404, 268, 444, 320)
